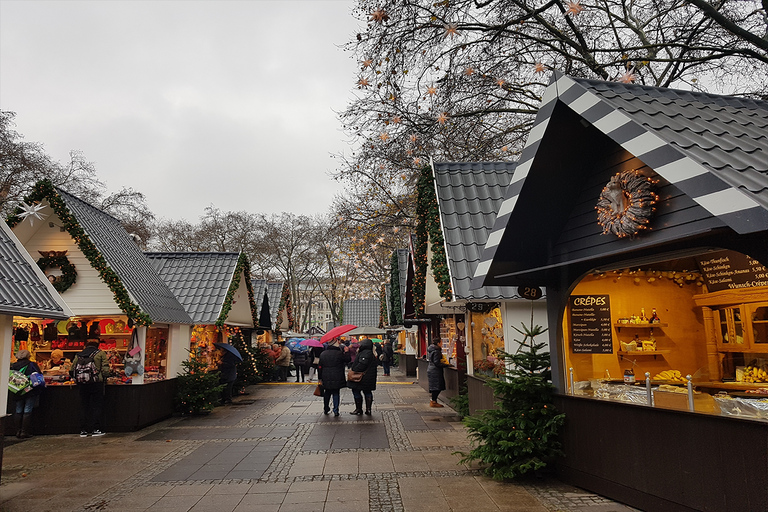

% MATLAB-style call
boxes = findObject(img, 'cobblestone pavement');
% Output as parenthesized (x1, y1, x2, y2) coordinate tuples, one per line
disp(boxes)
(0, 367, 638, 512)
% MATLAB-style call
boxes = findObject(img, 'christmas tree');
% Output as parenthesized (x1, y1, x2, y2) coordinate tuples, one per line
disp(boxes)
(174, 349, 225, 415)
(459, 318, 565, 479)
(228, 329, 260, 390)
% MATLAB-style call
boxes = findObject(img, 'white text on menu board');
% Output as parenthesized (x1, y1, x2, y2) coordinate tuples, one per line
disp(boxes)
(699, 254, 768, 289)
(570, 295, 612, 354)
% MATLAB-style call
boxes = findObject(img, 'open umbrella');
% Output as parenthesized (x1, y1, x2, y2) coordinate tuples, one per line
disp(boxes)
(370, 338, 384, 343)
(320, 324, 357, 343)
(214, 342, 243, 361)
(287, 338, 309, 353)
(299, 338, 325, 348)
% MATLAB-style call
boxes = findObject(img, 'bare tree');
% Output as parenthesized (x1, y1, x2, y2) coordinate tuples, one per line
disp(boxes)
(336, 0, 768, 215)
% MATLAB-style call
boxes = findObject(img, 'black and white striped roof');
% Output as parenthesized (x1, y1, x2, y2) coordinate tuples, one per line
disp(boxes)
(473, 71, 768, 286)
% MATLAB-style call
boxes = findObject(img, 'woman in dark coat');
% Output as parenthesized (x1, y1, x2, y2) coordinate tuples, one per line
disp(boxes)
(318, 339, 350, 416)
(347, 338, 378, 415)
(10, 349, 43, 438)
(218, 348, 238, 405)
(427, 339, 447, 407)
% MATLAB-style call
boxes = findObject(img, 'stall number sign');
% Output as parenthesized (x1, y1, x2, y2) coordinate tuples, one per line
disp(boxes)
(696, 250, 768, 292)
(570, 295, 613, 354)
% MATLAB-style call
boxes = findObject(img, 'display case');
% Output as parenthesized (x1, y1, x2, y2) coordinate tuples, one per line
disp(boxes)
(694, 288, 768, 352)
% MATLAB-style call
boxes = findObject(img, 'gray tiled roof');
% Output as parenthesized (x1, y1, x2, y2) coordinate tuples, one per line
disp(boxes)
(266, 282, 284, 329)
(251, 279, 267, 308)
(433, 162, 522, 300)
(474, 72, 768, 287)
(570, 76, 768, 210)
(0, 221, 71, 319)
(343, 299, 380, 327)
(56, 188, 192, 325)
(145, 252, 241, 325)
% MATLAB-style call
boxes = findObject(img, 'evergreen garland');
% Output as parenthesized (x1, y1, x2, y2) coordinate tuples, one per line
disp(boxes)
(389, 251, 403, 325)
(414, 165, 453, 312)
(413, 166, 430, 315)
(8, 179, 152, 325)
(379, 284, 387, 328)
(458, 320, 565, 480)
(216, 253, 258, 328)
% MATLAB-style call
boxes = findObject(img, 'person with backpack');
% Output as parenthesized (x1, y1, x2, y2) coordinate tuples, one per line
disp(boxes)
(70, 340, 110, 437)
(10, 349, 43, 439)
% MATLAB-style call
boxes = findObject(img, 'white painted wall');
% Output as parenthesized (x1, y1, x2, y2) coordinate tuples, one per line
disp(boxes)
(15, 212, 122, 316)
(503, 298, 550, 354)
(224, 272, 255, 327)
(168, 323, 191, 379)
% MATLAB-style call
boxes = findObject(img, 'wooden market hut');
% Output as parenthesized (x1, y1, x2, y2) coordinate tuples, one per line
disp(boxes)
(0, 219, 72, 463)
(8, 180, 194, 434)
(145, 252, 258, 365)
(412, 161, 548, 406)
(471, 72, 768, 511)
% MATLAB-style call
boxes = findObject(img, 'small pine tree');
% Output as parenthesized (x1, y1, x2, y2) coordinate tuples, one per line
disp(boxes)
(228, 330, 261, 390)
(175, 350, 225, 415)
(458, 319, 565, 480)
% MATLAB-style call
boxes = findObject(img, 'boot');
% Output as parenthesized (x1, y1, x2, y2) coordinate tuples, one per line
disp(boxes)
(323, 396, 330, 415)
(19, 414, 33, 438)
(364, 396, 373, 415)
(430, 400, 444, 408)
(13, 413, 22, 438)
(350, 398, 363, 415)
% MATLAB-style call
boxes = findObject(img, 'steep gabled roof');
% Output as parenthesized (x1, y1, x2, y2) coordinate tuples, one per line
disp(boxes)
(0, 221, 72, 319)
(266, 281, 284, 329)
(146, 252, 255, 326)
(343, 298, 380, 328)
(434, 162, 522, 300)
(395, 248, 409, 308)
(474, 72, 768, 287)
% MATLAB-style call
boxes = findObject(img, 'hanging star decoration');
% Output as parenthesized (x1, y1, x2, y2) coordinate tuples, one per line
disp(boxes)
(496, 78, 505, 88)
(362, 58, 373, 69)
(464, 67, 475, 76)
(413, 157, 422, 166)
(427, 85, 437, 95)
(618, 68, 637, 83)
(391, 116, 401, 124)
(534, 62, 547, 74)
(501, 145, 509, 152)
(358, 77, 370, 87)
(437, 112, 449, 124)
(379, 132, 389, 141)
(17, 202, 48, 226)
(409, 133, 418, 143)
(444, 24, 459, 38)
(371, 8, 389, 23)
(566, 0, 584, 15)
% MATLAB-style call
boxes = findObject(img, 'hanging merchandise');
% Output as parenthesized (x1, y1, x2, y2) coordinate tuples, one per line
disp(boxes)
(123, 329, 144, 376)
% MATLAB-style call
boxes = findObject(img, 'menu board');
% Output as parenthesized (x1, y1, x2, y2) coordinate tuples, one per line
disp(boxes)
(696, 250, 768, 292)
(570, 295, 613, 354)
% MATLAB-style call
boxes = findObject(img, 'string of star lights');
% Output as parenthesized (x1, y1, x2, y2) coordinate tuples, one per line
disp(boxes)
(596, 170, 658, 238)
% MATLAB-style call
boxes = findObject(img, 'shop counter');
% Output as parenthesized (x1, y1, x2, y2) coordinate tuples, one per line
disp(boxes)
(5, 379, 177, 435)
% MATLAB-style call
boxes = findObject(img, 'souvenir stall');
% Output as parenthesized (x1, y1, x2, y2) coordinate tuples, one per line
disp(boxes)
(0, 220, 72, 464)
(7, 181, 193, 434)
(472, 73, 768, 511)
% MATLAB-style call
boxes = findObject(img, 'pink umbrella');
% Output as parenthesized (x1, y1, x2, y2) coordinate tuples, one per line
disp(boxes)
(320, 324, 357, 343)
(299, 338, 325, 348)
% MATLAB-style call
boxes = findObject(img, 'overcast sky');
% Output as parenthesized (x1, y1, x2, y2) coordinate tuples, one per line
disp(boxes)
(0, 0, 362, 221)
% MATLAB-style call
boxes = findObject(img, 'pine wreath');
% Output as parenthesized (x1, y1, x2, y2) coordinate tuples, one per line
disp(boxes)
(596, 170, 658, 238)
(37, 252, 77, 292)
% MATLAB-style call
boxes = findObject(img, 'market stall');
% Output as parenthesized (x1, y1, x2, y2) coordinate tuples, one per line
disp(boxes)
(7, 181, 193, 434)
(471, 73, 768, 511)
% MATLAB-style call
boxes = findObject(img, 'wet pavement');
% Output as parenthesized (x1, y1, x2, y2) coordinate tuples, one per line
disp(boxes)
(0, 367, 637, 511)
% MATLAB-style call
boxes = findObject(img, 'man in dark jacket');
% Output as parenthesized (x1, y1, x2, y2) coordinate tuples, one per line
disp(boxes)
(71, 340, 110, 436)
(318, 339, 350, 416)
(347, 338, 379, 415)
(380, 339, 394, 376)
(218, 347, 239, 404)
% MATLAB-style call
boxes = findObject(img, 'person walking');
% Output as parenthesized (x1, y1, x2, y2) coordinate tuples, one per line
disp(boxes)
(347, 338, 379, 415)
(218, 346, 238, 405)
(10, 350, 43, 438)
(307, 344, 323, 382)
(317, 339, 350, 416)
(292, 349, 308, 383)
(380, 339, 394, 376)
(71, 340, 110, 436)
(275, 342, 291, 382)
(427, 339, 448, 407)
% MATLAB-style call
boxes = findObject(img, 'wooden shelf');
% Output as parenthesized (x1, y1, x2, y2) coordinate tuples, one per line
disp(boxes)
(614, 323, 667, 328)
(35, 348, 127, 353)
(617, 350, 670, 360)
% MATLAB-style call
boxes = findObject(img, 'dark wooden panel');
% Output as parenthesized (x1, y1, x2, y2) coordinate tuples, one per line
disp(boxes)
(467, 375, 497, 416)
(554, 395, 768, 512)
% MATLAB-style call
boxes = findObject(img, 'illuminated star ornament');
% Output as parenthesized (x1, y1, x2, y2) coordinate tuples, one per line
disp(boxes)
(413, 157, 422, 166)
(17, 202, 48, 226)
(362, 59, 373, 69)
(437, 112, 449, 124)
(464, 67, 475, 76)
(391, 116, 401, 124)
(409, 133, 418, 143)
(358, 78, 370, 87)
(370, 8, 389, 23)
(566, 0, 584, 15)
(534, 62, 547, 74)
(379, 132, 389, 141)
(618, 68, 637, 83)
(427, 85, 437, 95)
(444, 24, 459, 38)
(496, 78, 505, 88)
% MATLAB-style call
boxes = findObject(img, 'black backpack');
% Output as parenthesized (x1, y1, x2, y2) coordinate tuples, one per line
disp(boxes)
(74, 348, 99, 384)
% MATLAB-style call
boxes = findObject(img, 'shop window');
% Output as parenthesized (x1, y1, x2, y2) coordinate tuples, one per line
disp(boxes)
(145, 326, 169, 382)
(470, 304, 504, 377)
